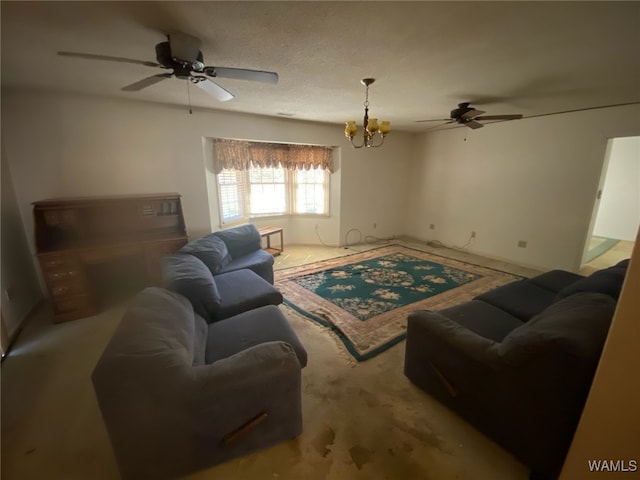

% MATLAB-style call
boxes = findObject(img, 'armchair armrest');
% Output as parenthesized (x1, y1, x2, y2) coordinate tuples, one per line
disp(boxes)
(188, 341, 302, 447)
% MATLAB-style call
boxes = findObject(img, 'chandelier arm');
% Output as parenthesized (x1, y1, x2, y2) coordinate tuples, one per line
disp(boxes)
(349, 137, 365, 149)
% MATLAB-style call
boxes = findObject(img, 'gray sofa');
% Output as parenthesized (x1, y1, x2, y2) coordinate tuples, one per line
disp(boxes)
(180, 223, 275, 283)
(163, 224, 283, 322)
(404, 259, 629, 479)
(93, 287, 308, 479)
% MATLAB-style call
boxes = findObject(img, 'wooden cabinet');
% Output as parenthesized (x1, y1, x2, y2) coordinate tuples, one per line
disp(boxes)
(33, 194, 188, 322)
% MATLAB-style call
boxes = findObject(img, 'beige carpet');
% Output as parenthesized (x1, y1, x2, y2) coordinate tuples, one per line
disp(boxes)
(2, 241, 533, 479)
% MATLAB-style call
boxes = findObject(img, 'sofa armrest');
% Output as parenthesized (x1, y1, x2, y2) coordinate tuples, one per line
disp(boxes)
(404, 310, 501, 398)
(407, 310, 499, 366)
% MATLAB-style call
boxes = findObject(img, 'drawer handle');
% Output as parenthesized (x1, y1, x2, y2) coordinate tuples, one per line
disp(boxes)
(52, 286, 69, 296)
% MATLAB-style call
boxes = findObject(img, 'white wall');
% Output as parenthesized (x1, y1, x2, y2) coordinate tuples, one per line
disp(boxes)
(593, 136, 640, 241)
(406, 104, 640, 272)
(1, 88, 413, 292)
(1, 145, 42, 337)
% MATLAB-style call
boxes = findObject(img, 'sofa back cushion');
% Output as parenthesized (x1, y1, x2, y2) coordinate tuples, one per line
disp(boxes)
(162, 254, 221, 319)
(179, 234, 231, 274)
(556, 261, 629, 301)
(213, 224, 261, 258)
(498, 292, 616, 366)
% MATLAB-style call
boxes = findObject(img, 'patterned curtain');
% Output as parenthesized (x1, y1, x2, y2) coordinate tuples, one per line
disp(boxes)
(213, 139, 334, 173)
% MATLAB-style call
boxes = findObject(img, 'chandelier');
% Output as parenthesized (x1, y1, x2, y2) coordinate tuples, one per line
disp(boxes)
(344, 78, 391, 148)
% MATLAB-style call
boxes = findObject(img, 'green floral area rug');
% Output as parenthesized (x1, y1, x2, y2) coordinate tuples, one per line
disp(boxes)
(275, 245, 520, 361)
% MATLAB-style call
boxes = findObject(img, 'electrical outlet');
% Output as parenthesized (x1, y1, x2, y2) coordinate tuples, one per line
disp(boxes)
(429, 224, 435, 230)
(471, 231, 476, 239)
(518, 240, 528, 248)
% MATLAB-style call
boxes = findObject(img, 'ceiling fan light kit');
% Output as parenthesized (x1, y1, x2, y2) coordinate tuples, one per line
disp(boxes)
(57, 31, 278, 104)
(345, 78, 391, 148)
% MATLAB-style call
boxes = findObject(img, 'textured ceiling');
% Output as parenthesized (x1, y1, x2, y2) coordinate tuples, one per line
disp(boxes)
(2, 1, 639, 131)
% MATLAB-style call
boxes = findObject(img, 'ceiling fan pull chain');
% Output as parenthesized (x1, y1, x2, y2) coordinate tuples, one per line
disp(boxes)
(187, 78, 193, 114)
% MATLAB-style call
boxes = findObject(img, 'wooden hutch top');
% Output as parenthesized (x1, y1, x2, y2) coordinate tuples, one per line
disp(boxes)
(33, 193, 188, 322)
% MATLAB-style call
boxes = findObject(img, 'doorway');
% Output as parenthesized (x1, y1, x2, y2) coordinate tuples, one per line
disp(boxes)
(582, 136, 639, 274)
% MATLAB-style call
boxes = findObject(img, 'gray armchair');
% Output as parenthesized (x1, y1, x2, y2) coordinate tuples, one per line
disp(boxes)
(92, 287, 307, 479)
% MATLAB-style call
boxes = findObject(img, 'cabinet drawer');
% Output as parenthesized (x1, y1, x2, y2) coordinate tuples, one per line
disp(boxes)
(46, 269, 83, 283)
(79, 245, 141, 264)
(49, 280, 87, 298)
(54, 294, 92, 314)
(39, 254, 80, 272)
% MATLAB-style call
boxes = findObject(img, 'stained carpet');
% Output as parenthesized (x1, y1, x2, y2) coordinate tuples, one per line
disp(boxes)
(275, 245, 520, 361)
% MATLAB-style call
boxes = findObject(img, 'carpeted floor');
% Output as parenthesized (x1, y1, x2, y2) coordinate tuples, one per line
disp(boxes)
(1, 243, 531, 480)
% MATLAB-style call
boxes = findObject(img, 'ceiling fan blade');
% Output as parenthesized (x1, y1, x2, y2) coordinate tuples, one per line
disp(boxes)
(192, 77, 235, 102)
(168, 31, 201, 62)
(204, 66, 279, 84)
(466, 120, 484, 129)
(461, 109, 486, 119)
(58, 51, 160, 68)
(122, 73, 173, 91)
(415, 118, 451, 123)
(474, 114, 523, 121)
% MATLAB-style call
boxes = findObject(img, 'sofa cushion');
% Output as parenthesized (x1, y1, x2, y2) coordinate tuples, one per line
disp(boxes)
(213, 224, 261, 258)
(498, 292, 616, 366)
(179, 234, 231, 274)
(556, 262, 628, 301)
(219, 249, 275, 284)
(438, 300, 525, 342)
(529, 270, 585, 293)
(474, 279, 557, 321)
(205, 304, 307, 367)
(213, 269, 283, 321)
(162, 254, 222, 318)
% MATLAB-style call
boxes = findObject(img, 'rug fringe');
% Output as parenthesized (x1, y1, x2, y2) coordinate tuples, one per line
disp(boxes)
(280, 304, 357, 367)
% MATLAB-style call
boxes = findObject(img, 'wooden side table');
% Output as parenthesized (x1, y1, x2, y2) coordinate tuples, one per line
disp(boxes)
(258, 226, 284, 256)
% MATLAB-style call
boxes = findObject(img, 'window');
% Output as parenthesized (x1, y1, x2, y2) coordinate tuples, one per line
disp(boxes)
(294, 168, 326, 214)
(217, 170, 246, 223)
(214, 140, 333, 225)
(249, 166, 287, 216)
(217, 166, 330, 224)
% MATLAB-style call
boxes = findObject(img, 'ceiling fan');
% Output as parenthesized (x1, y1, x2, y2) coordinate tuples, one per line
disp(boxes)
(58, 31, 278, 102)
(416, 102, 523, 129)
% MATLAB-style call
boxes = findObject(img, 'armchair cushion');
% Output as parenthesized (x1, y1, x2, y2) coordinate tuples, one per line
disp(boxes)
(179, 234, 231, 274)
(205, 305, 307, 367)
(498, 292, 616, 366)
(162, 254, 221, 318)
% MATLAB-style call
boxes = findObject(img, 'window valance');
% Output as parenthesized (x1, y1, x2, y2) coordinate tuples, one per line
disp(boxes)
(213, 139, 334, 174)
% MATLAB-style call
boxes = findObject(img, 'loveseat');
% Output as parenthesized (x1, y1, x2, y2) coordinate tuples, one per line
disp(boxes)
(93, 287, 308, 479)
(404, 259, 629, 479)
(163, 224, 283, 322)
